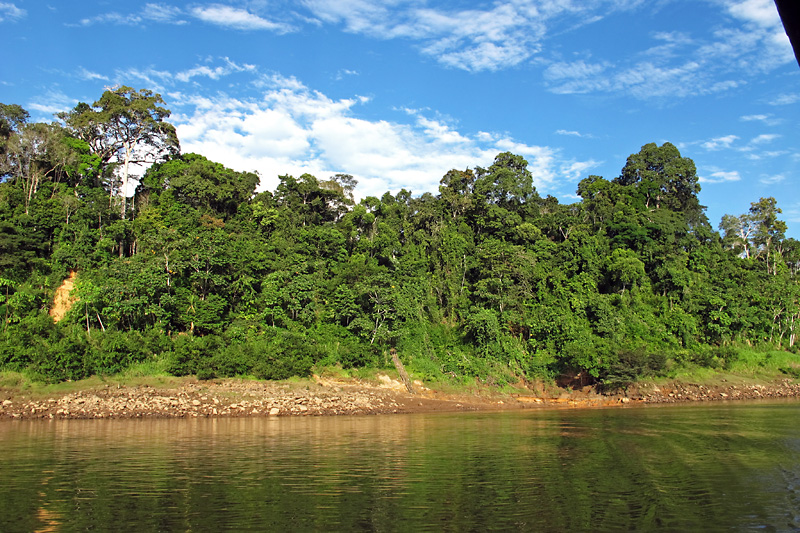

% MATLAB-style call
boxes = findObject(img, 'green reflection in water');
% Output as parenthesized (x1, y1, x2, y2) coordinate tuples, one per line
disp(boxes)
(1, 401, 799, 531)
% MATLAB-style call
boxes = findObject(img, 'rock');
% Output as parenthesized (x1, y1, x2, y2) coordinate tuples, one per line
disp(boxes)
(2, 400, 11, 407)
(269, 407, 280, 416)
(192, 399, 201, 406)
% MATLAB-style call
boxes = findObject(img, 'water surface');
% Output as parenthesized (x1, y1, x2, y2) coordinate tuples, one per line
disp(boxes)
(2, 401, 800, 531)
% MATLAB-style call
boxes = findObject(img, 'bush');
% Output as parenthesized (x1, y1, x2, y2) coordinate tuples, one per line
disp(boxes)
(31, 328, 91, 382)
(252, 329, 321, 380)
(600, 347, 667, 391)
(166, 334, 225, 377)
(86, 329, 150, 376)
(312, 324, 377, 368)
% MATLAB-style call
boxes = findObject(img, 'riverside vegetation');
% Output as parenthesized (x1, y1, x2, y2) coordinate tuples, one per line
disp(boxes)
(1, 87, 799, 399)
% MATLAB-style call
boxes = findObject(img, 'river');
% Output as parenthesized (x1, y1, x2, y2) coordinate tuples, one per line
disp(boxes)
(2, 401, 799, 531)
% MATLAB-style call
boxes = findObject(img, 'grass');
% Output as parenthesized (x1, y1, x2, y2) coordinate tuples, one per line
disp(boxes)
(654, 347, 800, 388)
(4, 344, 800, 402)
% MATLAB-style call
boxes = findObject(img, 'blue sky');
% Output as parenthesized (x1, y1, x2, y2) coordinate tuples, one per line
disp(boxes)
(2, 0, 798, 237)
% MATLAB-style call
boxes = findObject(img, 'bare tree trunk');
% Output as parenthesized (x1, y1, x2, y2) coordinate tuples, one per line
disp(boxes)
(391, 348, 415, 394)
(120, 141, 131, 219)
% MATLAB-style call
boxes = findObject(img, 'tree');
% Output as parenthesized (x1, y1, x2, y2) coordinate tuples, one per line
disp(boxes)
(471, 152, 538, 238)
(439, 168, 475, 220)
(0, 103, 29, 141)
(139, 153, 258, 217)
(720, 213, 756, 259)
(614, 142, 703, 223)
(473, 152, 536, 210)
(59, 87, 179, 218)
(0, 122, 77, 214)
(720, 197, 788, 274)
(749, 197, 787, 275)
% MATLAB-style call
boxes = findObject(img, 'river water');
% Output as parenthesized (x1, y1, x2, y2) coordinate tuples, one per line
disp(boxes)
(2, 401, 800, 532)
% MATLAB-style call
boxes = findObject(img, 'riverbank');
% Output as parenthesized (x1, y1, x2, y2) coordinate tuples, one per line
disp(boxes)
(2, 371, 800, 420)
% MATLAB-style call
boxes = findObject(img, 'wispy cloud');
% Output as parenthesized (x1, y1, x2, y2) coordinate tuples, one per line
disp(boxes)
(174, 58, 257, 83)
(542, 0, 792, 99)
(784, 203, 800, 224)
(334, 69, 359, 80)
(0, 2, 25, 22)
(190, 5, 294, 32)
(27, 90, 78, 116)
(555, 129, 595, 139)
(303, 0, 791, 95)
(302, 0, 642, 72)
(769, 93, 799, 105)
(78, 67, 109, 81)
(143, 3, 186, 24)
(740, 113, 781, 126)
(78, 12, 142, 26)
(759, 173, 785, 184)
(746, 150, 788, 160)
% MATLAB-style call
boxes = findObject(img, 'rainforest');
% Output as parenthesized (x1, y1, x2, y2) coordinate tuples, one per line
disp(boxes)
(1, 86, 798, 388)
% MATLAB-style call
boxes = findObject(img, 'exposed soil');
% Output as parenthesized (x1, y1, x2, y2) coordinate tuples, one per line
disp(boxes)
(49, 271, 77, 323)
(2, 373, 799, 421)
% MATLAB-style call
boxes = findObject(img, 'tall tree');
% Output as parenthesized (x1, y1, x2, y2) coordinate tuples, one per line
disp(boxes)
(59, 86, 179, 218)
(614, 142, 703, 223)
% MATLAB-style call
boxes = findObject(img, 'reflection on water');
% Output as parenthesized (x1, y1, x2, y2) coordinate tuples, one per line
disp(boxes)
(2, 401, 800, 531)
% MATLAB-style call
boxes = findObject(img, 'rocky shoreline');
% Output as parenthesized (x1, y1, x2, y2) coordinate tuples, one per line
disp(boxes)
(1, 374, 800, 421)
(629, 377, 800, 403)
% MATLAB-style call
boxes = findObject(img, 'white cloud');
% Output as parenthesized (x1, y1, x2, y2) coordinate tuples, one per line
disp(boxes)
(749, 133, 780, 144)
(561, 159, 600, 181)
(727, 0, 781, 28)
(701, 169, 742, 183)
(0, 2, 25, 22)
(190, 5, 294, 32)
(702, 135, 739, 150)
(170, 75, 590, 198)
(740, 113, 781, 126)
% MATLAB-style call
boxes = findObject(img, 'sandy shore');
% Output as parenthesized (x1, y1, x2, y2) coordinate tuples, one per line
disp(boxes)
(1, 374, 800, 421)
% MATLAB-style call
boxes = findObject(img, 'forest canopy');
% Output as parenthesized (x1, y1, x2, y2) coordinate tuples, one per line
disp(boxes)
(1, 87, 798, 386)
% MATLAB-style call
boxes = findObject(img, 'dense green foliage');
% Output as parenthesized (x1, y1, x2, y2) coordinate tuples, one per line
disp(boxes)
(1, 88, 799, 385)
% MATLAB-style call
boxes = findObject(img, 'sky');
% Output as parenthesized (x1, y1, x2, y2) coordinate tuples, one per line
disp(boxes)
(1, 0, 799, 237)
